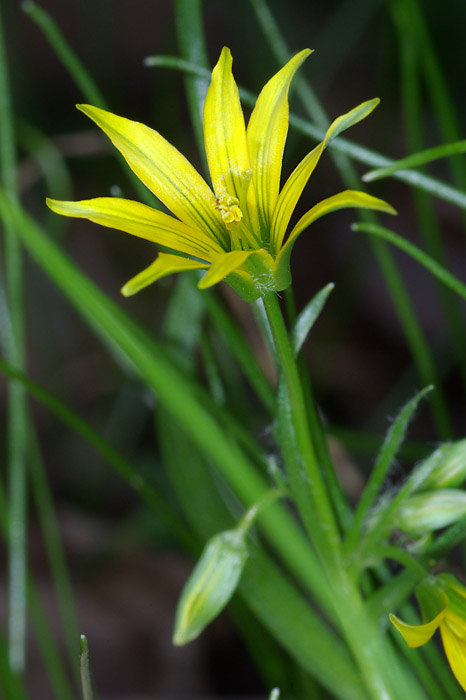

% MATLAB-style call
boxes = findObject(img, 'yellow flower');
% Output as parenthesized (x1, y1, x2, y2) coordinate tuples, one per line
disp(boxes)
(390, 574, 466, 692)
(47, 47, 395, 301)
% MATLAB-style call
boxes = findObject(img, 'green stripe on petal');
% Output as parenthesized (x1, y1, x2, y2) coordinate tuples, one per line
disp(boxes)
(273, 191, 396, 290)
(198, 250, 255, 289)
(204, 48, 258, 228)
(271, 98, 380, 253)
(46, 197, 220, 260)
(121, 253, 208, 296)
(440, 622, 466, 692)
(389, 611, 445, 648)
(77, 104, 228, 248)
(247, 49, 312, 233)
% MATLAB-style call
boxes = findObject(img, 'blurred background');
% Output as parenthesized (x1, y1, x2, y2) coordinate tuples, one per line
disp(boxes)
(1, 0, 465, 697)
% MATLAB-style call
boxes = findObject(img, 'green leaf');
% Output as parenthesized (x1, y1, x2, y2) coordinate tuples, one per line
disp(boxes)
(292, 283, 334, 355)
(345, 386, 433, 556)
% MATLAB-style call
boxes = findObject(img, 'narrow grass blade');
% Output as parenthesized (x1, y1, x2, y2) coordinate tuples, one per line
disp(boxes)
(23, 2, 154, 207)
(0, 630, 29, 700)
(360, 444, 452, 564)
(28, 431, 80, 683)
(403, 0, 466, 191)
(0, 356, 196, 552)
(80, 636, 94, 700)
(389, 0, 466, 395)
(28, 583, 75, 700)
(0, 476, 75, 700)
(22, 1, 105, 108)
(0, 2, 28, 671)
(174, 0, 209, 167)
(346, 386, 433, 554)
(364, 141, 466, 182)
(353, 222, 466, 303)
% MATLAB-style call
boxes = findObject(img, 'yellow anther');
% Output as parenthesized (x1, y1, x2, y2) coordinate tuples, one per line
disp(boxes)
(216, 195, 243, 224)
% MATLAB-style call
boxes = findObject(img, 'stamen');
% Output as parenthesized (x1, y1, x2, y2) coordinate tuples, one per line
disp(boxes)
(216, 195, 243, 224)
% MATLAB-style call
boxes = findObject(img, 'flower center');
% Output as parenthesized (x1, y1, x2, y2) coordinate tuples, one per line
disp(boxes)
(216, 194, 243, 224)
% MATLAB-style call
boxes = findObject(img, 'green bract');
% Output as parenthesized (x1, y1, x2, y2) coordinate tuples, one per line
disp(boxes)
(47, 47, 395, 302)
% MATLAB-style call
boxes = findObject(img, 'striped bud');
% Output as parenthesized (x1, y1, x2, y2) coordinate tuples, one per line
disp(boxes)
(173, 529, 248, 645)
(421, 439, 466, 490)
(396, 489, 466, 535)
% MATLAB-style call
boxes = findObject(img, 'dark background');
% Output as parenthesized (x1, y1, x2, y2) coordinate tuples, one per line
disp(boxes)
(1, 0, 465, 697)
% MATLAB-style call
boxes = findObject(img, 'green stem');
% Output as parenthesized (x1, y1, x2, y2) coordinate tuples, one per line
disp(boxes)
(262, 292, 340, 563)
(331, 573, 425, 700)
(237, 488, 284, 534)
(262, 292, 427, 699)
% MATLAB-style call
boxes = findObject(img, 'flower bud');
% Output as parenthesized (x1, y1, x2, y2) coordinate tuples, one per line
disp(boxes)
(421, 439, 466, 490)
(396, 489, 466, 535)
(173, 529, 248, 645)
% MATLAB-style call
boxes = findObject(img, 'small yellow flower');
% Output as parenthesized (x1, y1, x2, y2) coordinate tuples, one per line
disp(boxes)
(47, 47, 395, 301)
(390, 574, 466, 692)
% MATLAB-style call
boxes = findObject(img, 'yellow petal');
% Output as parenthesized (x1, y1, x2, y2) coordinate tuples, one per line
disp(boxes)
(121, 253, 208, 296)
(389, 610, 445, 648)
(77, 104, 228, 248)
(271, 99, 380, 253)
(198, 250, 254, 289)
(46, 197, 220, 260)
(204, 52, 252, 196)
(273, 190, 396, 290)
(247, 49, 312, 232)
(440, 622, 466, 692)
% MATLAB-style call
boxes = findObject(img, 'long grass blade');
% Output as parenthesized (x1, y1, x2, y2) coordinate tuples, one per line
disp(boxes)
(0, 476, 75, 700)
(390, 0, 466, 393)
(401, 0, 466, 191)
(0, 2, 28, 672)
(0, 356, 196, 552)
(28, 431, 80, 683)
(353, 222, 466, 303)
(23, 2, 154, 207)
(173, 0, 209, 168)
(22, 1, 105, 108)
(363, 141, 466, 182)
(80, 636, 94, 700)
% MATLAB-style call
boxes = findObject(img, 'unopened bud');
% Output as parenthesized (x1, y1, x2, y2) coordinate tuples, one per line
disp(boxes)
(396, 489, 466, 535)
(421, 439, 466, 490)
(173, 529, 248, 645)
